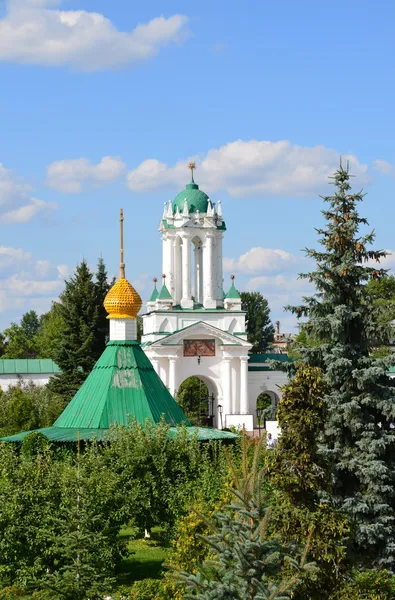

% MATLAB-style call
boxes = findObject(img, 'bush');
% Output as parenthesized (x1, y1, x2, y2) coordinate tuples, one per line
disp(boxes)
(330, 569, 395, 600)
(128, 578, 163, 599)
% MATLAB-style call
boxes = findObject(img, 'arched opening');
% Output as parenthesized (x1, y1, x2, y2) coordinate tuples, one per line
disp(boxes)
(192, 236, 203, 304)
(228, 318, 238, 334)
(175, 375, 218, 427)
(158, 318, 172, 333)
(255, 391, 280, 428)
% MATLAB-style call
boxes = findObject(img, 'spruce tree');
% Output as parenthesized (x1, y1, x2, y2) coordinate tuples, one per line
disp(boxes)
(48, 261, 100, 400)
(289, 163, 395, 567)
(173, 438, 315, 599)
(94, 257, 113, 353)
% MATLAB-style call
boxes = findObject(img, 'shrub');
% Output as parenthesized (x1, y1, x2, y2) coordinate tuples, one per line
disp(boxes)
(330, 569, 395, 600)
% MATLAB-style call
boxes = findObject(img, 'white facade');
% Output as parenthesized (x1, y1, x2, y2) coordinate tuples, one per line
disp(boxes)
(142, 178, 288, 430)
(0, 373, 56, 392)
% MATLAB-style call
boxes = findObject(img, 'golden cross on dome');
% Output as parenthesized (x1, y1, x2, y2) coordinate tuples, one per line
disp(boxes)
(120, 208, 125, 279)
(188, 162, 196, 182)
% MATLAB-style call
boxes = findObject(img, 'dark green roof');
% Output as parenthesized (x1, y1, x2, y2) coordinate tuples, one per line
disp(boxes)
(158, 283, 172, 300)
(1, 425, 238, 443)
(248, 353, 290, 363)
(172, 179, 209, 214)
(0, 359, 60, 374)
(54, 341, 188, 429)
(225, 283, 241, 300)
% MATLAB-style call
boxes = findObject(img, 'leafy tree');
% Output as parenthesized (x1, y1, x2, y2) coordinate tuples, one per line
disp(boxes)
(288, 164, 395, 567)
(240, 291, 274, 352)
(0, 333, 7, 357)
(268, 366, 349, 600)
(36, 302, 65, 360)
(176, 376, 209, 426)
(173, 437, 315, 599)
(2, 310, 40, 358)
(48, 261, 100, 400)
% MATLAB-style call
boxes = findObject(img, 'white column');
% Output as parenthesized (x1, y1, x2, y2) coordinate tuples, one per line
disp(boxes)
(203, 233, 216, 308)
(151, 357, 160, 375)
(174, 239, 182, 304)
(240, 356, 249, 414)
(216, 233, 223, 305)
(194, 243, 202, 303)
(169, 357, 177, 397)
(181, 235, 193, 308)
(222, 358, 232, 423)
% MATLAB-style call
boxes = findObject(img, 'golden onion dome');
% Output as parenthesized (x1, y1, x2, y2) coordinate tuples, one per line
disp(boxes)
(104, 278, 142, 319)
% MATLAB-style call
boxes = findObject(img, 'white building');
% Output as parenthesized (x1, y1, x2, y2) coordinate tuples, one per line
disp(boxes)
(142, 166, 288, 431)
(0, 359, 60, 391)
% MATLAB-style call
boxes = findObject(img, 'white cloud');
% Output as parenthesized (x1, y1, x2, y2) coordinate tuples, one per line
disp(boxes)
(224, 247, 302, 275)
(0, 164, 56, 223)
(374, 159, 394, 176)
(0, 0, 189, 71)
(127, 140, 369, 198)
(46, 156, 126, 193)
(0, 247, 32, 271)
(57, 264, 70, 279)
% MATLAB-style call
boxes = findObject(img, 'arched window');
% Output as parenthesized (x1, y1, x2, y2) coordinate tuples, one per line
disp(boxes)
(228, 318, 238, 334)
(159, 318, 172, 333)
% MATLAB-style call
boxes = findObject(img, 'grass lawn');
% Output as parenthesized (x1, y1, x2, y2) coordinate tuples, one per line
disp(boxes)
(116, 526, 170, 590)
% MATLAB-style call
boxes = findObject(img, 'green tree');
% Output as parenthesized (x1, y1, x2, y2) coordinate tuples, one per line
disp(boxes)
(0, 333, 7, 357)
(288, 164, 395, 567)
(48, 261, 100, 400)
(94, 257, 114, 353)
(2, 310, 40, 358)
(176, 376, 209, 426)
(240, 291, 274, 352)
(173, 438, 315, 599)
(36, 302, 65, 360)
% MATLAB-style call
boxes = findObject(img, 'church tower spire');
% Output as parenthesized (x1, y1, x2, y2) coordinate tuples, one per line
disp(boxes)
(104, 209, 142, 340)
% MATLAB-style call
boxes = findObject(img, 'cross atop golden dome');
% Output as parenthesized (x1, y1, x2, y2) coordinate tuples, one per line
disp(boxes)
(103, 209, 142, 319)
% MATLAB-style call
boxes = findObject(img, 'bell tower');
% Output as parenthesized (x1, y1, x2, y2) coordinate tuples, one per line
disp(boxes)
(159, 163, 225, 310)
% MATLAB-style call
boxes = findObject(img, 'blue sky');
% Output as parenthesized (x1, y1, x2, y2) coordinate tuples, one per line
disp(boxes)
(0, 0, 394, 332)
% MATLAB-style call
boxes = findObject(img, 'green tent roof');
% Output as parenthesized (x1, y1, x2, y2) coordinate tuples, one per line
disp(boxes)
(1, 425, 238, 443)
(158, 283, 172, 300)
(0, 340, 238, 443)
(225, 282, 241, 300)
(172, 179, 209, 214)
(149, 284, 159, 302)
(54, 340, 189, 429)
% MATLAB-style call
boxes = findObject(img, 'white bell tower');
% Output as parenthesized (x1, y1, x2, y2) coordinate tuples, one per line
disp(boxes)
(159, 163, 224, 309)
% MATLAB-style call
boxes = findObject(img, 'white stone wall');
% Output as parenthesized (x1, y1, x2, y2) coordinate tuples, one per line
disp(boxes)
(0, 373, 56, 392)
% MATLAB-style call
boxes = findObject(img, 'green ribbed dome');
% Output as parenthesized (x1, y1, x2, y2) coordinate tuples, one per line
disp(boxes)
(172, 179, 209, 214)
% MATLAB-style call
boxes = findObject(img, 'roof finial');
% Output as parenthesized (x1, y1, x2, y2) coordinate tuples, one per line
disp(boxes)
(231, 274, 235, 282)
(120, 208, 125, 279)
(188, 162, 196, 183)
(162, 273, 166, 284)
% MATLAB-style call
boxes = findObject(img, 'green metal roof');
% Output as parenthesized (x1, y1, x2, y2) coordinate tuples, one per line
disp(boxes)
(0, 359, 60, 374)
(172, 179, 209, 214)
(54, 340, 189, 429)
(225, 283, 241, 300)
(0, 425, 238, 443)
(149, 284, 159, 302)
(158, 283, 172, 300)
(248, 353, 291, 363)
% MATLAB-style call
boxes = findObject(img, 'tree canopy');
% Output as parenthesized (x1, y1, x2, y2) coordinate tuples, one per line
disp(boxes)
(240, 291, 274, 352)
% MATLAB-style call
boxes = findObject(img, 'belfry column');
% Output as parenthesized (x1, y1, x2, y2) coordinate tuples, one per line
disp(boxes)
(169, 357, 177, 396)
(151, 357, 160, 375)
(222, 357, 232, 423)
(203, 233, 216, 309)
(181, 234, 193, 308)
(240, 356, 249, 414)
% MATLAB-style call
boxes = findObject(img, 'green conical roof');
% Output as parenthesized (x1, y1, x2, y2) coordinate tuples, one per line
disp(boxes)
(172, 177, 209, 214)
(225, 282, 241, 300)
(149, 283, 159, 302)
(54, 341, 189, 429)
(158, 283, 172, 300)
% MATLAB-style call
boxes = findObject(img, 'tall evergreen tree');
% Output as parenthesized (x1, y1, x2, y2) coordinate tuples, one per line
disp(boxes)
(288, 163, 395, 567)
(94, 257, 113, 353)
(48, 261, 100, 400)
(240, 291, 274, 352)
(2, 310, 40, 358)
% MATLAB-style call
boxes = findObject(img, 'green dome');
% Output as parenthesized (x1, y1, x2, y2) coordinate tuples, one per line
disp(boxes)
(172, 180, 209, 214)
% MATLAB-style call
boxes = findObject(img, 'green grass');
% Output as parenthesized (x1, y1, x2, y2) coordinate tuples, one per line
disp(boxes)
(116, 526, 170, 588)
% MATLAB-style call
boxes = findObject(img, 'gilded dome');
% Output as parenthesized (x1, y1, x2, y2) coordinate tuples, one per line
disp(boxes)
(104, 278, 142, 319)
